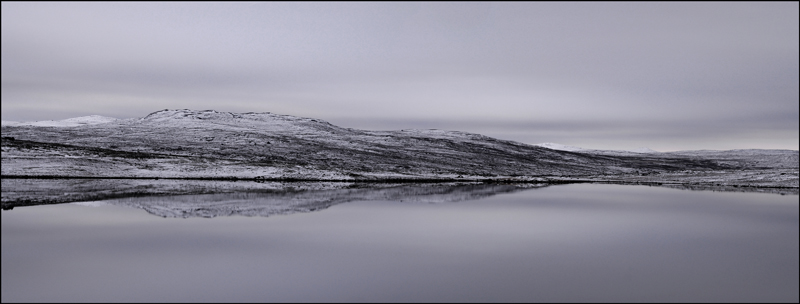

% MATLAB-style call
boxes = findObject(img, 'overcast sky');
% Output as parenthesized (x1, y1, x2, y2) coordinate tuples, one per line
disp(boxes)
(2, 2, 798, 151)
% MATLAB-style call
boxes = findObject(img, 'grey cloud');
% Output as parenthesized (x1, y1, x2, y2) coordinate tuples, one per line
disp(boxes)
(1, 2, 797, 150)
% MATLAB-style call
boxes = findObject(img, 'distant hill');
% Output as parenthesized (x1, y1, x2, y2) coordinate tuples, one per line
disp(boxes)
(1, 109, 797, 189)
(1, 115, 118, 127)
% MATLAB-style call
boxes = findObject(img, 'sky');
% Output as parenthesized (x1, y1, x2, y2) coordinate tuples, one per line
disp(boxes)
(2, 2, 798, 151)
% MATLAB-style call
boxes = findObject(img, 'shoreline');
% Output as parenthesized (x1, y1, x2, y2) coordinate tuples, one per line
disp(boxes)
(2, 173, 797, 188)
(2, 175, 797, 211)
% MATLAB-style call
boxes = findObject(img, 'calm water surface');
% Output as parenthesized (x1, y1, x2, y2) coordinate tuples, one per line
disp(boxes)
(2, 184, 798, 302)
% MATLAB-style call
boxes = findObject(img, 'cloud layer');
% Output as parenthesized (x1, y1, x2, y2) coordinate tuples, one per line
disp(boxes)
(2, 2, 798, 150)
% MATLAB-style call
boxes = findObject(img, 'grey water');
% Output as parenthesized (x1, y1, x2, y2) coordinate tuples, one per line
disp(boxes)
(2, 183, 798, 302)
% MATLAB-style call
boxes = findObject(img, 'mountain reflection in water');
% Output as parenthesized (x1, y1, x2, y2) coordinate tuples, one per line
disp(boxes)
(80, 184, 541, 218)
(2, 179, 546, 217)
(3, 178, 797, 215)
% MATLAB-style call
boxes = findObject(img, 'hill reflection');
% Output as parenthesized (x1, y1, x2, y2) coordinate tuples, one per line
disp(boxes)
(1, 179, 542, 216)
(3, 178, 795, 216)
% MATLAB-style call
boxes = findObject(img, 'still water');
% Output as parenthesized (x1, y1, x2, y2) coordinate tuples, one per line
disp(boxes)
(2, 183, 798, 302)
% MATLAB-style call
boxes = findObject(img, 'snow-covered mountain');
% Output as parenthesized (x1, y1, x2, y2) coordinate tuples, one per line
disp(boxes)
(1, 109, 797, 189)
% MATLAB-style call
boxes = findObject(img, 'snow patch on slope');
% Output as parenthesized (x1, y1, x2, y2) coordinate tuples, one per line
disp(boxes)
(535, 142, 587, 152)
(0, 121, 20, 126)
(2, 115, 118, 127)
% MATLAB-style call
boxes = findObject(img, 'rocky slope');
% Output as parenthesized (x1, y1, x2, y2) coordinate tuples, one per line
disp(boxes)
(2, 109, 797, 188)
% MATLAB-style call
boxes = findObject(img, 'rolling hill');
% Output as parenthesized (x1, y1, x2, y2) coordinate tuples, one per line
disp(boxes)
(2, 109, 797, 189)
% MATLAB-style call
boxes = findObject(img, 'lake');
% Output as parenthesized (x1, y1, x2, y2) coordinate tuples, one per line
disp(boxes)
(2, 183, 798, 302)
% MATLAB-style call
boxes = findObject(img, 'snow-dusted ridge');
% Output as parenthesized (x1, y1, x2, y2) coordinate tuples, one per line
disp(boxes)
(1, 109, 797, 197)
(534, 142, 587, 152)
(535, 142, 659, 154)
